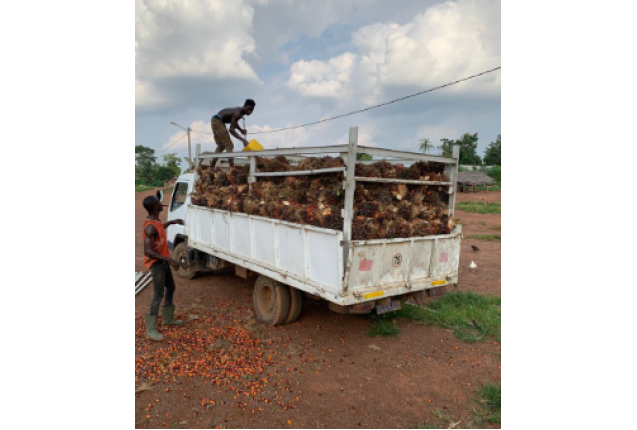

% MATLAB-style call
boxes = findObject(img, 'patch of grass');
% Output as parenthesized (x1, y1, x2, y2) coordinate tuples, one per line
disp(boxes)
(396, 291, 500, 343)
(468, 234, 501, 241)
(456, 201, 501, 214)
(475, 184, 501, 191)
(473, 382, 501, 424)
(135, 185, 155, 192)
(368, 315, 400, 337)
(488, 224, 501, 230)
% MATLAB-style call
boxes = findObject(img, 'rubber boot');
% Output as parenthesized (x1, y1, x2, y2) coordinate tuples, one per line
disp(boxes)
(145, 314, 164, 341)
(161, 305, 183, 326)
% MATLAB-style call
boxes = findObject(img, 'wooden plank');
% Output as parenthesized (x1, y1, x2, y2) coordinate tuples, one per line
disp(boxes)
(354, 177, 452, 186)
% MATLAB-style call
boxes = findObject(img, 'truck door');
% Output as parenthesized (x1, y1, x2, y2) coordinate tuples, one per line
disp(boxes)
(166, 181, 189, 250)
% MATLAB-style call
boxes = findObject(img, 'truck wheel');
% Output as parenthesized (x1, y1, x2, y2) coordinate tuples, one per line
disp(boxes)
(284, 286, 303, 324)
(328, 302, 350, 314)
(172, 242, 198, 279)
(253, 276, 290, 326)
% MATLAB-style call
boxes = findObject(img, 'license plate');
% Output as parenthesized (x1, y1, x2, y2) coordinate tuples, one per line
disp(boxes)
(376, 300, 401, 314)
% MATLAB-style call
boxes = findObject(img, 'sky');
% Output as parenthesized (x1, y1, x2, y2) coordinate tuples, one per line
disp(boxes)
(135, 0, 501, 169)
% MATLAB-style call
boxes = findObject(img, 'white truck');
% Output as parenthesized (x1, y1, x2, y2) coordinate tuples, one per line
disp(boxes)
(159, 127, 462, 325)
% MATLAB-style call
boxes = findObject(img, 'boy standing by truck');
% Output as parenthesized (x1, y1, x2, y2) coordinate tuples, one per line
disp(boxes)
(210, 99, 256, 168)
(142, 195, 184, 341)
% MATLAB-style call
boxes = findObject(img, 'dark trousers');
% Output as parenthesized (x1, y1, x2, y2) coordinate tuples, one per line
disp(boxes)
(149, 261, 176, 315)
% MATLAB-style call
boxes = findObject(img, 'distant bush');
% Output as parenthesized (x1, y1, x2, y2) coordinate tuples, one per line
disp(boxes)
(487, 166, 501, 182)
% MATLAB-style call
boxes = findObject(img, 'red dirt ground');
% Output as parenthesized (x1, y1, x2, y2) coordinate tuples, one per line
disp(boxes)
(135, 189, 501, 429)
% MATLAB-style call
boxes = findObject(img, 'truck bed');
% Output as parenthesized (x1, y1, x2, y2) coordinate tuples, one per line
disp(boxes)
(187, 204, 461, 306)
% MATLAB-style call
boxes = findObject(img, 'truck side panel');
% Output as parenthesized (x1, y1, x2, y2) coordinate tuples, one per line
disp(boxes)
(187, 206, 343, 296)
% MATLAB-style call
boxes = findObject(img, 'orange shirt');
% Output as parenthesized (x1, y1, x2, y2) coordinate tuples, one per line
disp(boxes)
(143, 219, 171, 269)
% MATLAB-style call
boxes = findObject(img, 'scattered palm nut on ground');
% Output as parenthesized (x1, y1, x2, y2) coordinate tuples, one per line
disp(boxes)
(191, 157, 455, 239)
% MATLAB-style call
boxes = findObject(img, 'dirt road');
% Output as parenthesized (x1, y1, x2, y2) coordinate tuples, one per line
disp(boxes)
(135, 189, 501, 429)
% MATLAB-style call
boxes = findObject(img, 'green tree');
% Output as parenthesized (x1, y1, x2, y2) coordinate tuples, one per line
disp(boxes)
(418, 138, 433, 154)
(155, 165, 177, 182)
(357, 153, 373, 161)
(163, 153, 181, 169)
(438, 138, 455, 157)
(135, 145, 157, 185)
(163, 153, 182, 178)
(136, 163, 155, 185)
(487, 166, 501, 182)
(483, 134, 501, 166)
(135, 145, 156, 165)
(456, 132, 482, 165)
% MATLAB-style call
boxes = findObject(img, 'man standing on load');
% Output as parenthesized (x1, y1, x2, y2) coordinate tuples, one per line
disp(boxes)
(211, 99, 256, 168)
(142, 195, 184, 341)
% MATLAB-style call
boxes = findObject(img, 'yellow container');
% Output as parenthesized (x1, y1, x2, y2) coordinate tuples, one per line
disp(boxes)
(242, 139, 264, 152)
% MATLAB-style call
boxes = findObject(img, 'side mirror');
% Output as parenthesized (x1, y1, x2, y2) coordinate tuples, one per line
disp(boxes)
(156, 190, 164, 202)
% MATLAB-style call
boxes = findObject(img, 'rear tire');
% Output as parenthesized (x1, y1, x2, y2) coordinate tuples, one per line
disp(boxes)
(284, 286, 303, 324)
(328, 302, 350, 314)
(172, 242, 198, 279)
(253, 276, 290, 326)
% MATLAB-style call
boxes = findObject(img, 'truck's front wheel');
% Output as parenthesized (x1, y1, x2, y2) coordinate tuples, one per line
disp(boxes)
(253, 276, 290, 326)
(172, 242, 198, 279)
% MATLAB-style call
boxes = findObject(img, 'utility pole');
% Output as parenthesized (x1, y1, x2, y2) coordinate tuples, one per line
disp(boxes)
(169, 122, 195, 170)
(187, 127, 192, 168)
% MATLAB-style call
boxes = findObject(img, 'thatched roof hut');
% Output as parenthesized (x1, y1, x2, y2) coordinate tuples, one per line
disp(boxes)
(457, 171, 495, 185)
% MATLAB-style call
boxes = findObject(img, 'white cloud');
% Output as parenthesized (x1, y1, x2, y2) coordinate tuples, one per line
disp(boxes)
(328, 125, 379, 148)
(162, 120, 215, 152)
(287, 0, 501, 104)
(136, 0, 261, 110)
(248, 0, 376, 64)
(287, 53, 356, 99)
(135, 79, 166, 109)
(248, 120, 332, 149)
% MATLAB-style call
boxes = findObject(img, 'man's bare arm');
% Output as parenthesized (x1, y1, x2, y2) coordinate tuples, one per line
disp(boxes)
(229, 113, 248, 146)
(163, 219, 184, 230)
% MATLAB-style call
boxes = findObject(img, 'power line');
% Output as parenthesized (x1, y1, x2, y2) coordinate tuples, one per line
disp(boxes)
(250, 66, 500, 134)
(186, 66, 501, 136)
(190, 129, 212, 139)
(156, 132, 188, 155)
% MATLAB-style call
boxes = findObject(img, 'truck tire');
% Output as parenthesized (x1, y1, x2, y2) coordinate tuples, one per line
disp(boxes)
(172, 242, 198, 279)
(328, 302, 350, 314)
(284, 286, 303, 324)
(253, 276, 290, 326)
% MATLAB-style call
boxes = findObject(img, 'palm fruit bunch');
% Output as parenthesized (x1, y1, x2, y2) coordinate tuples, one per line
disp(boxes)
(191, 156, 453, 239)
(349, 160, 453, 239)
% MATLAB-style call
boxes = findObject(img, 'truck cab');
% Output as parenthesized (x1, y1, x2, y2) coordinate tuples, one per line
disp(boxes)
(162, 173, 195, 278)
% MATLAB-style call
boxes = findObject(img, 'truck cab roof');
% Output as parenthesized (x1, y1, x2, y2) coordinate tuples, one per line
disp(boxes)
(177, 173, 195, 183)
